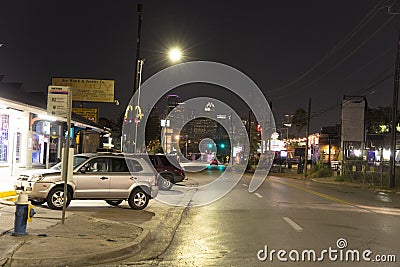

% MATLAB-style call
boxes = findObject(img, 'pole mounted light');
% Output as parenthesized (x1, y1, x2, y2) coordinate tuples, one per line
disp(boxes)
(168, 48, 182, 62)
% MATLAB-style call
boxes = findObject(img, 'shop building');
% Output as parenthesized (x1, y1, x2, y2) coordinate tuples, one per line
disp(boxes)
(0, 77, 109, 179)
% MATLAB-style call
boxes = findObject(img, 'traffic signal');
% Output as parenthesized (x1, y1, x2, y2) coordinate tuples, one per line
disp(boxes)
(219, 143, 226, 149)
(208, 143, 213, 149)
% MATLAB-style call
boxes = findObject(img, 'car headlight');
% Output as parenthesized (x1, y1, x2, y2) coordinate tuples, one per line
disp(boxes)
(31, 174, 45, 182)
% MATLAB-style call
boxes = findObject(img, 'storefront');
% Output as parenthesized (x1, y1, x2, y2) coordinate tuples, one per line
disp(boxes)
(0, 98, 110, 180)
(0, 104, 30, 178)
(30, 115, 64, 167)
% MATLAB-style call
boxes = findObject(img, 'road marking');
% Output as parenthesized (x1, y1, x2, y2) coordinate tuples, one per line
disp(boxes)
(242, 183, 248, 187)
(283, 217, 303, 232)
(254, 192, 263, 198)
(271, 179, 354, 206)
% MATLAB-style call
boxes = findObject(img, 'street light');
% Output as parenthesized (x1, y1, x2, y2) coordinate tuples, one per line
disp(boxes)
(168, 47, 182, 63)
(129, 47, 184, 153)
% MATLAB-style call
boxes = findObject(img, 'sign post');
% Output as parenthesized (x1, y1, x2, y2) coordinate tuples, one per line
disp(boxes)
(47, 86, 72, 224)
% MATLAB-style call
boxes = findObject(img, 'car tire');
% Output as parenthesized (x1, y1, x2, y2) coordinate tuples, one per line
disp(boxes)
(30, 200, 45, 206)
(105, 200, 123, 206)
(158, 174, 173, 190)
(128, 188, 149, 210)
(46, 186, 72, 210)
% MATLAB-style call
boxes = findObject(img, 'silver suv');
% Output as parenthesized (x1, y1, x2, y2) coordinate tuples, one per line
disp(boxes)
(15, 153, 159, 210)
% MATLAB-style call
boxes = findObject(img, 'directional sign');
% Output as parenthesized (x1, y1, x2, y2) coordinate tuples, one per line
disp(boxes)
(47, 86, 71, 117)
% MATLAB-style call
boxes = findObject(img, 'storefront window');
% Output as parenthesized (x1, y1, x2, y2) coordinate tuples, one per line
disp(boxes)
(32, 133, 44, 164)
(0, 114, 9, 163)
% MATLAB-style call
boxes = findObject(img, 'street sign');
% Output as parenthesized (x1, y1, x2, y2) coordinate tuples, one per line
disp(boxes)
(47, 86, 71, 117)
(52, 78, 114, 103)
(72, 107, 98, 123)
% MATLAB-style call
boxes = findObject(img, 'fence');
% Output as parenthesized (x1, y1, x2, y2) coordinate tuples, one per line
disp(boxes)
(341, 160, 400, 188)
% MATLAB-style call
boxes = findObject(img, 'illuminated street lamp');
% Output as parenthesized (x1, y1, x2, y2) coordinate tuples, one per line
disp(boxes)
(168, 47, 183, 63)
(129, 46, 184, 153)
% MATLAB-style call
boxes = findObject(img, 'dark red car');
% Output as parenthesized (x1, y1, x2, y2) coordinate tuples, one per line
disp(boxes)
(148, 154, 186, 190)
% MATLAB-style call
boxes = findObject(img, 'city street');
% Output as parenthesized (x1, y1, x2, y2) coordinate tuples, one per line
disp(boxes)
(111, 171, 400, 266)
(2, 2, 400, 266)
(2, 170, 400, 266)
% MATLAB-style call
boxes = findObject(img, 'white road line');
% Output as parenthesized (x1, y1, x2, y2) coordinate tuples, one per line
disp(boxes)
(242, 184, 248, 187)
(282, 217, 303, 232)
(254, 192, 263, 198)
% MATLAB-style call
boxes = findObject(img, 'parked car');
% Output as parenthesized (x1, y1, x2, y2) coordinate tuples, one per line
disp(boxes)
(210, 158, 219, 166)
(148, 154, 186, 190)
(15, 153, 159, 210)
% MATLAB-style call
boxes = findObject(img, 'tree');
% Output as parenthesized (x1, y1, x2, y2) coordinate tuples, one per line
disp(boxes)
(291, 108, 307, 135)
(366, 106, 391, 134)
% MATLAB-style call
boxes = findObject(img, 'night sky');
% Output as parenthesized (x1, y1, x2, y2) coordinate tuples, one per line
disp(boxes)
(1, 0, 400, 133)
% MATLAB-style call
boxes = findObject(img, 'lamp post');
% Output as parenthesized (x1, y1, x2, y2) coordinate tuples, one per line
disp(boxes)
(130, 47, 183, 153)
(133, 59, 145, 153)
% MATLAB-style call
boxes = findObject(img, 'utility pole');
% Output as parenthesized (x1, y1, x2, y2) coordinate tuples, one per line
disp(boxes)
(134, 3, 143, 94)
(304, 98, 311, 176)
(127, 3, 142, 153)
(390, 30, 400, 188)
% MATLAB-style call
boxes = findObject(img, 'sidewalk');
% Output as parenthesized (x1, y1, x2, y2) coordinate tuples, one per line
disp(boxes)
(0, 201, 147, 267)
(271, 169, 400, 195)
(310, 176, 400, 195)
(0, 198, 185, 267)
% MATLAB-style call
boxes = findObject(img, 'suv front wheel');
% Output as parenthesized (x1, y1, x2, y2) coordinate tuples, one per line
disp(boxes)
(128, 188, 149, 210)
(47, 186, 72, 210)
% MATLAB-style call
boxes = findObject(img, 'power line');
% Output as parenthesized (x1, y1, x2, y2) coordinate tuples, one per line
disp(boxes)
(270, 14, 396, 101)
(269, 0, 389, 94)
(310, 73, 394, 119)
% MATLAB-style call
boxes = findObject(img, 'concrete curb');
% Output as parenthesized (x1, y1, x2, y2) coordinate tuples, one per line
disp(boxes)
(0, 198, 17, 206)
(9, 228, 151, 267)
(0, 191, 16, 198)
(114, 205, 187, 265)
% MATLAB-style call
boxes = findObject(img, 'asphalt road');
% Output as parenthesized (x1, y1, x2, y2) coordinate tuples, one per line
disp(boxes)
(114, 171, 400, 267)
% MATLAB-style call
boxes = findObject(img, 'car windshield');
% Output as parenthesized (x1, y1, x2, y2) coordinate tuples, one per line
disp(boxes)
(51, 155, 89, 170)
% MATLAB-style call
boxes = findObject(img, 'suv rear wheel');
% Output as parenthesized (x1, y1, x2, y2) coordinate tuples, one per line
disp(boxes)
(47, 186, 72, 210)
(158, 174, 173, 190)
(128, 188, 149, 210)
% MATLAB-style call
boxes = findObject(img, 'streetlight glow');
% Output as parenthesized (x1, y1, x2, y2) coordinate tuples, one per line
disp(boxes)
(168, 48, 182, 62)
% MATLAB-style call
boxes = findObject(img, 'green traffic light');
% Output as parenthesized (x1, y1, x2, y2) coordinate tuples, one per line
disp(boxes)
(220, 143, 225, 149)
(208, 143, 213, 148)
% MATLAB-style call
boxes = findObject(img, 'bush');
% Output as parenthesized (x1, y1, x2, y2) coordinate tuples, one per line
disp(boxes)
(335, 175, 345, 182)
(309, 163, 333, 178)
